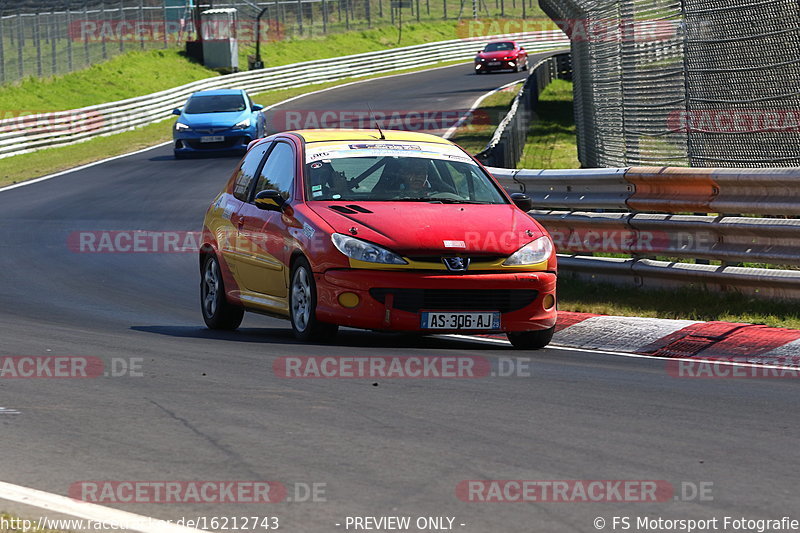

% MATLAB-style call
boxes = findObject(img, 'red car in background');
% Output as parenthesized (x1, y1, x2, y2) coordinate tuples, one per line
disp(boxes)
(474, 41, 529, 74)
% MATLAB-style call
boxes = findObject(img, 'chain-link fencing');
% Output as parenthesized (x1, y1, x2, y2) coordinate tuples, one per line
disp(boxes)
(538, 0, 800, 168)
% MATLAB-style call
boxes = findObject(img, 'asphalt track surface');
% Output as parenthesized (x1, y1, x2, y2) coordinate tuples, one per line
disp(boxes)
(1, 59, 798, 532)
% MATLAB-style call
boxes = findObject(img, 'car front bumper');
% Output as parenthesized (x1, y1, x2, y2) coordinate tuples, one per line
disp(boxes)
(173, 128, 256, 155)
(474, 60, 518, 72)
(315, 269, 557, 333)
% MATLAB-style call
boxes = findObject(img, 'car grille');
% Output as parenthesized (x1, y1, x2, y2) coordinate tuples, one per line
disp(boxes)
(369, 288, 538, 313)
(406, 255, 505, 265)
(186, 137, 243, 150)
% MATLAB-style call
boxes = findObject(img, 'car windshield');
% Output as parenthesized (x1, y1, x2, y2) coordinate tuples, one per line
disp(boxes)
(483, 42, 514, 52)
(304, 150, 507, 204)
(184, 94, 246, 114)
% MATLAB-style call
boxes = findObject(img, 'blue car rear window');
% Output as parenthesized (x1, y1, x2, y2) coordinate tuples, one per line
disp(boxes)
(185, 95, 246, 114)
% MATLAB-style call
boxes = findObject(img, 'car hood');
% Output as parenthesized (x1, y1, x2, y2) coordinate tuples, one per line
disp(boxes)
(478, 50, 516, 60)
(309, 202, 546, 256)
(179, 110, 249, 127)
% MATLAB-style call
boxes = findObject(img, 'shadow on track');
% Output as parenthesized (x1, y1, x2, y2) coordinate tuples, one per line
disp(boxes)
(130, 325, 511, 350)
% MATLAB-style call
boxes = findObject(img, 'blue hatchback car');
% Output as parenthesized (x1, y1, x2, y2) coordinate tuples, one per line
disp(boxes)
(172, 89, 266, 158)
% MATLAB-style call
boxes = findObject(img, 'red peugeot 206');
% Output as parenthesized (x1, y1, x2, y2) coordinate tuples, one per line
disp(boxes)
(199, 129, 557, 349)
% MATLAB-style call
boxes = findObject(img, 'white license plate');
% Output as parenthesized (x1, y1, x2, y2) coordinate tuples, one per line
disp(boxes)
(421, 312, 500, 330)
(488, 61, 501, 66)
(200, 135, 225, 143)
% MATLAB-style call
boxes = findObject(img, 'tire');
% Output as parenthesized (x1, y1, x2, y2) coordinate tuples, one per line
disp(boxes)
(201, 255, 244, 330)
(290, 258, 338, 342)
(507, 327, 555, 350)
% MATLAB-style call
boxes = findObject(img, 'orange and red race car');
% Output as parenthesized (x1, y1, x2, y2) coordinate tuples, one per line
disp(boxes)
(200, 129, 557, 349)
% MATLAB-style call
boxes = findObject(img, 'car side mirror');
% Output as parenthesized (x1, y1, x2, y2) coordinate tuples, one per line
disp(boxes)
(252, 104, 264, 111)
(172, 108, 182, 116)
(519, 47, 525, 51)
(254, 189, 286, 211)
(511, 193, 533, 212)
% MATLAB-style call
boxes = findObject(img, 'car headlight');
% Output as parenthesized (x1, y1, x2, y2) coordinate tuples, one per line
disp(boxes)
(233, 118, 251, 130)
(503, 236, 553, 266)
(174, 122, 190, 131)
(332, 233, 407, 265)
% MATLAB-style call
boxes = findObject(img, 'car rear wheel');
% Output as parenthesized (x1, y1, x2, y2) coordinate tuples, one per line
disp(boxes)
(290, 258, 338, 342)
(201, 255, 244, 330)
(507, 327, 554, 350)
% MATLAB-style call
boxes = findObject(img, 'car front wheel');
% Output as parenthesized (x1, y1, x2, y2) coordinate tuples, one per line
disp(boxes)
(201, 255, 244, 330)
(290, 258, 338, 342)
(507, 327, 554, 350)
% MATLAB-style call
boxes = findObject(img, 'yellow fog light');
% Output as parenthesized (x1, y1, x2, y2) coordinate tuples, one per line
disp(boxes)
(338, 292, 360, 308)
(542, 294, 556, 310)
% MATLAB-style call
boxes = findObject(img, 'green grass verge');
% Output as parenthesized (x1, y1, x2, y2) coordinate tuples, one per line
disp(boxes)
(0, 18, 553, 112)
(559, 276, 800, 329)
(0, 48, 214, 112)
(0, 60, 464, 189)
(449, 78, 579, 169)
(517, 78, 579, 169)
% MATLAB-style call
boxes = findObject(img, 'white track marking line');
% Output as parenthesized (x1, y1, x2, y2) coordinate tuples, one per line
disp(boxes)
(443, 334, 800, 371)
(0, 407, 21, 415)
(0, 481, 204, 533)
(442, 77, 526, 140)
(0, 61, 474, 196)
(0, 142, 171, 194)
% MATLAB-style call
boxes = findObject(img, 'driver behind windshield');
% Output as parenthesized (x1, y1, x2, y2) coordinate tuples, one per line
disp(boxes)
(391, 158, 432, 196)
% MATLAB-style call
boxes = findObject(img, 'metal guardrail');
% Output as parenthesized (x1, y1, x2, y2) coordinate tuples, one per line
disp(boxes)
(0, 30, 569, 160)
(488, 165, 800, 300)
(474, 52, 570, 168)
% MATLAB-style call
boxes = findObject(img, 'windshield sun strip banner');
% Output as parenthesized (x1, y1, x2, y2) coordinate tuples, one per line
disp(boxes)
(304, 142, 473, 164)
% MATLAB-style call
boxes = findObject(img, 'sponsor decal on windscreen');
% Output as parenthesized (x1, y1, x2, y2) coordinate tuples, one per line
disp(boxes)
(304, 142, 472, 164)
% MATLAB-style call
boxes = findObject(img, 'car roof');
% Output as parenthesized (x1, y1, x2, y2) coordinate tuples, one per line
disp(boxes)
(190, 89, 245, 97)
(486, 40, 517, 45)
(288, 129, 454, 145)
